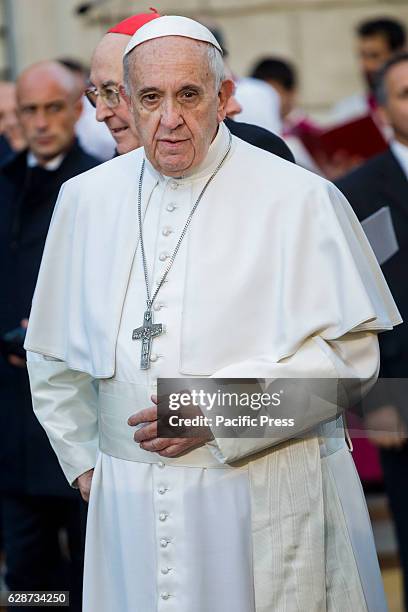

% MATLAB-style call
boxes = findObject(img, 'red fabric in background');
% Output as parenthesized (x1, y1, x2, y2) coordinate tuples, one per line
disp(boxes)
(347, 413, 383, 483)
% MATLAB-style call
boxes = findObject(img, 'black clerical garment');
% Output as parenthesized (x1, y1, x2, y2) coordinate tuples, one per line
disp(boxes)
(0, 135, 13, 167)
(337, 146, 408, 611)
(0, 140, 100, 495)
(225, 117, 295, 163)
(336, 148, 408, 383)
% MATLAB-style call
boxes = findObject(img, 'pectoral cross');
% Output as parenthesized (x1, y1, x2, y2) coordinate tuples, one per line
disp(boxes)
(132, 307, 164, 370)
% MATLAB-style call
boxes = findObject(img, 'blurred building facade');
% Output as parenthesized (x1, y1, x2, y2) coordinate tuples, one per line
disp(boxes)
(0, 0, 407, 117)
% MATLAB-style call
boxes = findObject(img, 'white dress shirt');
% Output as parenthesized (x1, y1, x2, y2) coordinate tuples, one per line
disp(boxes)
(391, 139, 408, 179)
(27, 151, 64, 170)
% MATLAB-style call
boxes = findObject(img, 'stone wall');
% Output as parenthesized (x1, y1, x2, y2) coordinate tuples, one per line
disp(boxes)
(3, 0, 408, 116)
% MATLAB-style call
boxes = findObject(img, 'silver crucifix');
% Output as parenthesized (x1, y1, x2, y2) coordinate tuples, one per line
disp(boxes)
(132, 308, 164, 370)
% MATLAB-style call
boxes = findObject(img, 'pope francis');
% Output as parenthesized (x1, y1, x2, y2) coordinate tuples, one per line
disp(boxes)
(25, 16, 400, 612)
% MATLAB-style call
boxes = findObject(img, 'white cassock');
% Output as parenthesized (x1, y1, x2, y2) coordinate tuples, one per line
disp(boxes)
(25, 122, 401, 612)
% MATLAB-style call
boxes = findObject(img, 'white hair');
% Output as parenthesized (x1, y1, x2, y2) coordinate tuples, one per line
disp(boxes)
(123, 41, 225, 96)
(206, 44, 225, 92)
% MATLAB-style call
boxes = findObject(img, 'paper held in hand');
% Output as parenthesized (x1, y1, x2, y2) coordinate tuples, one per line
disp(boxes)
(361, 206, 399, 266)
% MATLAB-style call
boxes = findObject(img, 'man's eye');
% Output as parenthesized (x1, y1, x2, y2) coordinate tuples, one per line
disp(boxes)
(181, 91, 197, 100)
(143, 94, 159, 103)
(48, 103, 64, 113)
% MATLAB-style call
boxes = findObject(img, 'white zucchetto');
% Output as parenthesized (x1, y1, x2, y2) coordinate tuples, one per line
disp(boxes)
(124, 15, 223, 57)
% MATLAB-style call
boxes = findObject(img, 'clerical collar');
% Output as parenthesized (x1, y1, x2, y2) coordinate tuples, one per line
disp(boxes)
(27, 151, 65, 171)
(144, 121, 232, 184)
(391, 140, 408, 180)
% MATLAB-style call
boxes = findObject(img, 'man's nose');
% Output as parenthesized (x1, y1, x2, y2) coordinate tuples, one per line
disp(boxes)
(34, 110, 49, 131)
(95, 96, 114, 122)
(160, 100, 183, 130)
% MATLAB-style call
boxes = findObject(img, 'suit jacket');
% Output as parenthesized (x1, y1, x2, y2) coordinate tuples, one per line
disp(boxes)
(0, 140, 100, 496)
(224, 117, 295, 163)
(0, 135, 13, 167)
(336, 148, 408, 381)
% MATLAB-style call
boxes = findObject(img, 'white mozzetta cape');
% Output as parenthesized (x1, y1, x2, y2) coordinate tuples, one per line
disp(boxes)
(25, 126, 400, 376)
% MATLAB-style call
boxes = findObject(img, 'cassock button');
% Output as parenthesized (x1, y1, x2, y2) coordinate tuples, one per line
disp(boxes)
(159, 252, 168, 262)
(160, 538, 169, 548)
(160, 592, 170, 600)
(150, 353, 158, 362)
(166, 203, 176, 212)
(157, 461, 165, 468)
(161, 567, 171, 575)
(158, 486, 167, 494)
(159, 512, 168, 521)
(153, 303, 163, 311)
(169, 180, 178, 190)
(162, 227, 173, 236)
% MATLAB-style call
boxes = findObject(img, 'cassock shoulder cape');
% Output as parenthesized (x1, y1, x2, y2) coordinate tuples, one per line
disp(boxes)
(25, 131, 400, 376)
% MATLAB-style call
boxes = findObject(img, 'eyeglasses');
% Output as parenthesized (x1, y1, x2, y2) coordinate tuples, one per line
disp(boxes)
(85, 84, 121, 109)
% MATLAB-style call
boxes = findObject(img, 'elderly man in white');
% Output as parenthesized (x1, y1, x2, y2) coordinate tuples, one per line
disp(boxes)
(25, 16, 399, 612)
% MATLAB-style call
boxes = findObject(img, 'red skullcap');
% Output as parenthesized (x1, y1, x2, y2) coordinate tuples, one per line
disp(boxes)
(107, 8, 160, 36)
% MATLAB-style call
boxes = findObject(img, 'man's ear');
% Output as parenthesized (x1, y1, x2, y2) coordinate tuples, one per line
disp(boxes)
(217, 79, 235, 123)
(120, 84, 132, 110)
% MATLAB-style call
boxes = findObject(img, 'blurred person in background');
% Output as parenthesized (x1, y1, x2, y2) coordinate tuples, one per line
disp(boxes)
(231, 49, 283, 136)
(248, 57, 320, 171)
(332, 17, 406, 123)
(87, 9, 160, 156)
(0, 82, 26, 164)
(234, 74, 282, 135)
(58, 57, 115, 161)
(223, 60, 294, 161)
(201, 21, 295, 162)
(336, 53, 408, 608)
(251, 57, 298, 123)
(0, 60, 100, 609)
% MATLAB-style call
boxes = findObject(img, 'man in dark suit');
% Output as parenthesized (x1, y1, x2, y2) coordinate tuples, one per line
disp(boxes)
(336, 52, 408, 608)
(0, 60, 100, 610)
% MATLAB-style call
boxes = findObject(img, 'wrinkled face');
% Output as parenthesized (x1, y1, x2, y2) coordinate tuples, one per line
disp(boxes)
(0, 84, 26, 151)
(358, 34, 394, 90)
(380, 61, 408, 146)
(90, 34, 139, 154)
(126, 37, 232, 176)
(17, 74, 81, 163)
